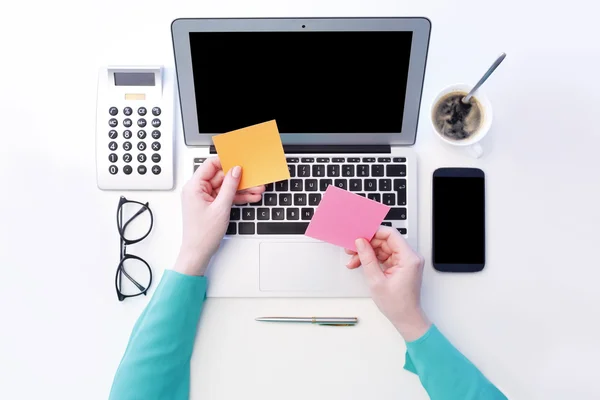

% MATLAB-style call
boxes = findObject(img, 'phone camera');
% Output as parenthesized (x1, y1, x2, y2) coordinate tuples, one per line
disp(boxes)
(302, 25, 306, 28)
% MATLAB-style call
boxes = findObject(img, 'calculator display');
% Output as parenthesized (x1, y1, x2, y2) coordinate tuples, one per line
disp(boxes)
(114, 72, 155, 86)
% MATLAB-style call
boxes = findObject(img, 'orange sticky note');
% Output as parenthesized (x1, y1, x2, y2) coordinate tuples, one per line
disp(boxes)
(212, 120, 290, 190)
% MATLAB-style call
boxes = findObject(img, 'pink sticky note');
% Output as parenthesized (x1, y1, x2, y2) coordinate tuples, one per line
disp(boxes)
(305, 185, 391, 251)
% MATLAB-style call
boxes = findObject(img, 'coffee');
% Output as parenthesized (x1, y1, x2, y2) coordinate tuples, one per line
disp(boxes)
(432, 91, 483, 141)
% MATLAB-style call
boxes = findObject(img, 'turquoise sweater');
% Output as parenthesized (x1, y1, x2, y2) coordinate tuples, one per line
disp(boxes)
(109, 271, 507, 400)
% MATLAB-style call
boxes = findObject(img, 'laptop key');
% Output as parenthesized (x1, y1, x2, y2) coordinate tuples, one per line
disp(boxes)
(250, 198, 262, 206)
(362, 157, 375, 162)
(239, 222, 255, 235)
(358, 165, 369, 177)
(381, 222, 392, 227)
(286, 157, 299, 163)
(387, 164, 406, 176)
(301, 208, 314, 220)
(386, 208, 407, 220)
(242, 208, 255, 220)
(394, 179, 406, 191)
(279, 193, 292, 206)
(334, 179, 347, 190)
(287, 208, 300, 220)
(298, 165, 310, 177)
(276, 180, 288, 191)
(312, 165, 325, 177)
(383, 193, 395, 206)
(393, 157, 406, 163)
(365, 179, 377, 191)
(371, 164, 384, 177)
(368, 193, 381, 202)
(350, 179, 362, 191)
(317, 157, 330, 163)
(309, 193, 321, 206)
(357, 193, 366, 197)
(257, 208, 270, 220)
(264, 193, 277, 206)
(301, 158, 315, 163)
(397, 187, 407, 206)
(348, 157, 360, 162)
(272, 208, 285, 220)
(257, 222, 309, 234)
(379, 179, 391, 191)
(306, 179, 318, 191)
(320, 179, 333, 191)
(230, 208, 241, 221)
(290, 179, 303, 191)
(226, 222, 237, 235)
(265, 183, 274, 192)
(288, 164, 296, 177)
(327, 164, 340, 177)
(342, 165, 355, 177)
(378, 157, 391, 162)
(294, 193, 307, 206)
(332, 157, 345, 162)
(397, 228, 407, 235)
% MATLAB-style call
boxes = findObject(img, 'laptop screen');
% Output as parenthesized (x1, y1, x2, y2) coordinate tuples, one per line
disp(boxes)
(189, 31, 413, 134)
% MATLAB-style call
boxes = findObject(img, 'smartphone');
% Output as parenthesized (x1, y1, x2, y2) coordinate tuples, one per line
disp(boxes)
(432, 168, 485, 272)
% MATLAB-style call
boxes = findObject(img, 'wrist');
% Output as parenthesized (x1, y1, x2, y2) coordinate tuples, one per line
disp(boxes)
(174, 248, 211, 276)
(393, 309, 432, 342)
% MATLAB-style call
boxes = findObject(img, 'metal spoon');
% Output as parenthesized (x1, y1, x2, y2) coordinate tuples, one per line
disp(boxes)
(462, 52, 506, 104)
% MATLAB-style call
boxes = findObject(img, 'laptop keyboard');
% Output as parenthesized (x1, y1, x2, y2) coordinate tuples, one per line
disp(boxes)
(193, 156, 408, 237)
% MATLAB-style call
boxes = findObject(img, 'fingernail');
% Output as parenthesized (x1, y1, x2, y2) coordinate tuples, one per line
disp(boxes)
(355, 239, 365, 251)
(232, 166, 241, 178)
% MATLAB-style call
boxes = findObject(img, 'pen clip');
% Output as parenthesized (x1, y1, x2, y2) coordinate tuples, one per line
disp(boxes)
(317, 323, 355, 326)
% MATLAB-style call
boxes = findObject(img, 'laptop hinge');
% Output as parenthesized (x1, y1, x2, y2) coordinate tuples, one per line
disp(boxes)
(209, 145, 391, 154)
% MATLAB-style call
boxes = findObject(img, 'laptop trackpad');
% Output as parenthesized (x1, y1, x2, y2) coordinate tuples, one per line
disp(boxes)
(259, 242, 348, 292)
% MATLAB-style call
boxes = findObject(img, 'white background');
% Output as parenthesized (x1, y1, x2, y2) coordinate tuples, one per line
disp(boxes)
(1, 0, 599, 399)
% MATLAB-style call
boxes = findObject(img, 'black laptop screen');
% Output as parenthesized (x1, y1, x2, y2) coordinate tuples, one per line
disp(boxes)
(189, 31, 412, 134)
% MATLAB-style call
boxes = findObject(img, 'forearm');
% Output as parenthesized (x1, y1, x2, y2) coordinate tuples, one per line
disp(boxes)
(404, 325, 507, 400)
(109, 270, 207, 400)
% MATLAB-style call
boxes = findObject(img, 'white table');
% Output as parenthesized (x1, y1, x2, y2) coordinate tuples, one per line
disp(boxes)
(1, 1, 599, 399)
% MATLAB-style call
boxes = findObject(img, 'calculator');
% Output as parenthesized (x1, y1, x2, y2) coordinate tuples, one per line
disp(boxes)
(96, 66, 174, 190)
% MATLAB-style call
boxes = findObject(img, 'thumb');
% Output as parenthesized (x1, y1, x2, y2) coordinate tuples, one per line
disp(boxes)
(214, 166, 242, 207)
(355, 238, 384, 285)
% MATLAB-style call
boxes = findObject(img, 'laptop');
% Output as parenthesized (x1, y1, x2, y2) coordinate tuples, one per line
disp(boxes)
(171, 17, 431, 297)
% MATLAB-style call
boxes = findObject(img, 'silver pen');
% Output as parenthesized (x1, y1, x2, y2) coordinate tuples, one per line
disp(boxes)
(255, 316, 358, 326)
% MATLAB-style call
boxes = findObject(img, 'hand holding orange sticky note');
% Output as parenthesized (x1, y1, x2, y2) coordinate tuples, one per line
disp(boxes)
(212, 120, 290, 190)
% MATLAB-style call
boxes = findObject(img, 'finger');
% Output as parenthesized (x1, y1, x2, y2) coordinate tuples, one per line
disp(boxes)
(233, 193, 262, 204)
(191, 157, 222, 185)
(344, 248, 357, 256)
(355, 238, 384, 285)
(213, 166, 242, 207)
(346, 254, 361, 269)
(209, 169, 225, 189)
(371, 226, 414, 254)
(370, 238, 393, 255)
(239, 185, 266, 195)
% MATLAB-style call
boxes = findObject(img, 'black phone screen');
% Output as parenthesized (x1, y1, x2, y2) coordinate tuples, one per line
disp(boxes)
(433, 169, 485, 271)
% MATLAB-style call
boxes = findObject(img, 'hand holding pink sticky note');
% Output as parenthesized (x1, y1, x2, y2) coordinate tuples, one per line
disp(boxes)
(305, 186, 390, 251)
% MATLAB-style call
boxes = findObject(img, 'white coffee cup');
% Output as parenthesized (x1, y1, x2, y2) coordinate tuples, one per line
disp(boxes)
(430, 84, 493, 158)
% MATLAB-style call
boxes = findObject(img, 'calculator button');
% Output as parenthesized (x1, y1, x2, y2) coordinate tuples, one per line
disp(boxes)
(137, 130, 146, 139)
(137, 165, 147, 175)
(123, 153, 132, 163)
(137, 142, 146, 151)
(108, 118, 118, 127)
(151, 142, 161, 151)
(151, 153, 161, 163)
(123, 165, 132, 175)
(123, 141, 132, 151)
(151, 118, 161, 128)
(109, 165, 118, 175)
(137, 107, 147, 116)
(123, 130, 132, 139)
(109, 107, 118, 116)
(137, 119, 147, 128)
(108, 141, 118, 151)
(137, 153, 147, 163)
(152, 107, 161, 116)
(108, 130, 118, 139)
(152, 165, 161, 175)
(123, 118, 132, 128)
(123, 107, 133, 116)
(108, 153, 118, 163)
(151, 130, 161, 139)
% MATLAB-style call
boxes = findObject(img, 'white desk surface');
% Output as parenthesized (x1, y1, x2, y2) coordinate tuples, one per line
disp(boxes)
(1, 1, 599, 399)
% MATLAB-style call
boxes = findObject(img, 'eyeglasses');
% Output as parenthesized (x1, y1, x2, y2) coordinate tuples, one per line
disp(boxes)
(116, 196, 154, 301)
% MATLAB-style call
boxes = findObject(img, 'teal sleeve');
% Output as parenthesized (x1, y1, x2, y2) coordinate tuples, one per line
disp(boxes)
(404, 325, 507, 400)
(109, 270, 207, 400)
